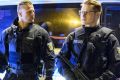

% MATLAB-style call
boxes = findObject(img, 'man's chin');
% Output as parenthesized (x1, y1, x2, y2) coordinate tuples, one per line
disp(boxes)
(31, 20, 34, 23)
(28, 20, 34, 23)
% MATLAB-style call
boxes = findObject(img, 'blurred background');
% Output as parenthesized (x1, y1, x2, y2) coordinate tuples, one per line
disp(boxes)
(0, 0, 120, 80)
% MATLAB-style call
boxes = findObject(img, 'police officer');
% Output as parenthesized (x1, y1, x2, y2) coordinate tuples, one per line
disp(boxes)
(56, 0, 120, 80)
(0, 0, 55, 80)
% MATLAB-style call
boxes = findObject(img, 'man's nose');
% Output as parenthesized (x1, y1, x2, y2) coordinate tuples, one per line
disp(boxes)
(81, 13, 86, 18)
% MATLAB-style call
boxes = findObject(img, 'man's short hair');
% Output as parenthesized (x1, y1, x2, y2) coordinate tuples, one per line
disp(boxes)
(17, 0, 33, 12)
(81, 0, 102, 12)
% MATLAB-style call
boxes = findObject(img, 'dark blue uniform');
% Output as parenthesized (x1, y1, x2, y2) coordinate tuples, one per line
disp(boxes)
(0, 19, 55, 80)
(56, 26, 120, 80)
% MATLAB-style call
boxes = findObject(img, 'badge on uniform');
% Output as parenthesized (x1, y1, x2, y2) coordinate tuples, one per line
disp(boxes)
(117, 47, 120, 54)
(47, 42, 54, 51)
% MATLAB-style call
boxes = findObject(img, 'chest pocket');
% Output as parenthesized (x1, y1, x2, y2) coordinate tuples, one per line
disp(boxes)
(89, 34, 108, 54)
(86, 35, 108, 70)
(22, 37, 34, 53)
(73, 39, 84, 56)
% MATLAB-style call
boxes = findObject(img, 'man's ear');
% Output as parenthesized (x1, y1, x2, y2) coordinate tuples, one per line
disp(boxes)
(18, 10, 22, 18)
(95, 12, 101, 19)
(18, 12, 22, 17)
(96, 12, 101, 17)
(95, 12, 101, 24)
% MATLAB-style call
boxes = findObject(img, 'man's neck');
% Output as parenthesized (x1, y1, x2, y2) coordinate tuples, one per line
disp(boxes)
(18, 21, 29, 30)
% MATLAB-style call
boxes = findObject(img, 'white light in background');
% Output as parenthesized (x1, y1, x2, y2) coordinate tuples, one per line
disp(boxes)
(67, 19, 81, 28)
(71, 19, 80, 26)
(0, 71, 6, 80)
(53, 68, 66, 80)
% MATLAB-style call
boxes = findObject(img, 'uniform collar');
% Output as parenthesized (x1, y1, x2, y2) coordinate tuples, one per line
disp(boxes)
(83, 25, 100, 35)
(75, 25, 100, 38)
(13, 17, 33, 33)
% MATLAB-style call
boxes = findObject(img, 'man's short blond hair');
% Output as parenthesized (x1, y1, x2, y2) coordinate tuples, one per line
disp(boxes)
(17, 0, 33, 13)
(81, 0, 102, 12)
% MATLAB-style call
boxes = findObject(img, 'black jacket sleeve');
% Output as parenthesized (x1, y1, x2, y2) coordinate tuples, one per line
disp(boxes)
(0, 30, 8, 73)
(97, 34, 120, 80)
(56, 32, 77, 80)
(37, 29, 55, 80)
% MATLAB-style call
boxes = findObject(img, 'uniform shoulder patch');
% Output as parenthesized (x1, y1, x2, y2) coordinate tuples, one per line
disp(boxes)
(47, 42, 54, 51)
(117, 47, 120, 54)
